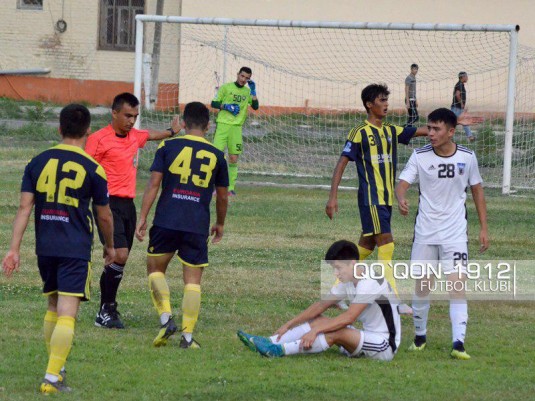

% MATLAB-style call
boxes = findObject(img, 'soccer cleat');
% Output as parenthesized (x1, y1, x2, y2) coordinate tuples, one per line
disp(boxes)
(397, 303, 413, 315)
(58, 368, 67, 385)
(254, 338, 285, 357)
(179, 335, 201, 349)
(451, 341, 471, 360)
(40, 379, 72, 394)
(451, 349, 471, 360)
(153, 317, 178, 347)
(237, 330, 258, 352)
(408, 335, 427, 352)
(408, 342, 427, 352)
(95, 302, 125, 329)
(237, 331, 272, 353)
(229, 190, 237, 197)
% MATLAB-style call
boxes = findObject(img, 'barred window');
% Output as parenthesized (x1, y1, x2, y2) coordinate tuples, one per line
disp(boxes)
(99, 0, 145, 51)
(18, 0, 43, 10)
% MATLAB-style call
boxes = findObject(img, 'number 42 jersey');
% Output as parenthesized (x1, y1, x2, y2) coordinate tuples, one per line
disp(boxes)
(21, 144, 109, 260)
(151, 135, 229, 235)
(398, 144, 482, 245)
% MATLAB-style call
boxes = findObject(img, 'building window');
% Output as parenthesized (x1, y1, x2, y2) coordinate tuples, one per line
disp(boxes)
(99, 0, 145, 51)
(18, 0, 43, 10)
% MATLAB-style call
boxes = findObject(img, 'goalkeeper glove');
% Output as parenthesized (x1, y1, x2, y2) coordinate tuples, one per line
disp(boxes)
(222, 103, 240, 116)
(248, 80, 256, 96)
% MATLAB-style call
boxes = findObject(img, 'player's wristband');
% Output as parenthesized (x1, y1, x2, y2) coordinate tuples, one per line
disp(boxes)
(167, 127, 178, 137)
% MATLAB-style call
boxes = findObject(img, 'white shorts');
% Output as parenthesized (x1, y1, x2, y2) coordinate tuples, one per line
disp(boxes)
(410, 242, 468, 276)
(340, 327, 396, 361)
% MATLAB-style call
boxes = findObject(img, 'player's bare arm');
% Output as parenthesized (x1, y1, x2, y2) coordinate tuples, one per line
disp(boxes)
(135, 171, 164, 241)
(147, 115, 181, 141)
(395, 180, 411, 216)
(300, 303, 367, 349)
(471, 183, 489, 253)
(95, 203, 116, 265)
(274, 300, 336, 341)
(2, 192, 34, 277)
(413, 113, 483, 137)
(211, 186, 229, 243)
(326, 156, 350, 219)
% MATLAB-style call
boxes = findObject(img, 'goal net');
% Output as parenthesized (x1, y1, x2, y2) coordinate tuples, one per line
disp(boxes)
(134, 17, 535, 192)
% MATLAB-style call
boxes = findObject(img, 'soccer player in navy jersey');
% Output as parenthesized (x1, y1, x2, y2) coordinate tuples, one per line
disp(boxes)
(135, 101, 229, 348)
(2, 104, 115, 394)
(326, 84, 482, 314)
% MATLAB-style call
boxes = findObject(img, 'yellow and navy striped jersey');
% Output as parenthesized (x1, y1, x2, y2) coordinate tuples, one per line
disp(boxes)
(21, 144, 109, 261)
(342, 120, 416, 206)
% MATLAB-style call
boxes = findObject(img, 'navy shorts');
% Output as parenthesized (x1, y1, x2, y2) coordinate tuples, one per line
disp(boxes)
(148, 226, 209, 268)
(37, 256, 91, 301)
(95, 196, 136, 250)
(359, 205, 392, 236)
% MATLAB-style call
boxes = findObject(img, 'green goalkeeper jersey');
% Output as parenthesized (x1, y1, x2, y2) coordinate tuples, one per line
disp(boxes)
(213, 82, 254, 126)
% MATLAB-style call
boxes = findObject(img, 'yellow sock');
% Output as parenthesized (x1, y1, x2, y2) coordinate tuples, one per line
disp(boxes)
(182, 284, 201, 334)
(378, 242, 398, 296)
(357, 244, 374, 261)
(148, 272, 172, 317)
(44, 311, 58, 355)
(46, 316, 75, 376)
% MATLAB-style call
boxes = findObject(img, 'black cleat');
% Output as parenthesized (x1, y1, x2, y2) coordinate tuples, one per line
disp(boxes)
(95, 302, 125, 329)
(153, 317, 178, 347)
(179, 335, 201, 349)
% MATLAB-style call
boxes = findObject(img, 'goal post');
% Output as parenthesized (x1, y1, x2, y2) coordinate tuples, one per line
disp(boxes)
(133, 16, 534, 193)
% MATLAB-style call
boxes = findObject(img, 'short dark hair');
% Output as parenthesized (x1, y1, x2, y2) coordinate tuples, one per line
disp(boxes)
(239, 66, 252, 75)
(458, 71, 467, 79)
(59, 104, 91, 139)
(427, 107, 457, 129)
(183, 102, 209, 130)
(325, 240, 360, 261)
(361, 83, 390, 112)
(411, 63, 419, 69)
(112, 92, 139, 111)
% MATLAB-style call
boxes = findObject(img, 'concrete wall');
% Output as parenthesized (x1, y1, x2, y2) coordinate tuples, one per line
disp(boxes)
(0, 0, 533, 107)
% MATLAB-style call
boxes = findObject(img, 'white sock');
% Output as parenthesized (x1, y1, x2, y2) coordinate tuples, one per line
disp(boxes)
(269, 322, 311, 344)
(183, 332, 193, 342)
(44, 373, 59, 383)
(282, 334, 329, 355)
(160, 312, 171, 325)
(450, 300, 468, 344)
(412, 294, 430, 336)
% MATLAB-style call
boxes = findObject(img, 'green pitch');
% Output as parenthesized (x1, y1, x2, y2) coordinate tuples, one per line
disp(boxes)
(1, 144, 535, 400)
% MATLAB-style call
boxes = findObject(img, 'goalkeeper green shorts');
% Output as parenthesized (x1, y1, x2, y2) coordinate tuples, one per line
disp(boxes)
(213, 123, 243, 155)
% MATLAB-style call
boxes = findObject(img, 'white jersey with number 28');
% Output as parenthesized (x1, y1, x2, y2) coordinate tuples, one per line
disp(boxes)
(398, 144, 482, 244)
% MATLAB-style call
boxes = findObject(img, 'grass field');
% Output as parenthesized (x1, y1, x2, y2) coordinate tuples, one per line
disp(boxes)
(1, 181, 535, 400)
(1, 115, 535, 400)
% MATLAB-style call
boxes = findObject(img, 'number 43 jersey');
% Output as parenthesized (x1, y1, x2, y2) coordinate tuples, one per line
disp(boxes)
(21, 144, 109, 260)
(150, 135, 229, 235)
(398, 144, 482, 245)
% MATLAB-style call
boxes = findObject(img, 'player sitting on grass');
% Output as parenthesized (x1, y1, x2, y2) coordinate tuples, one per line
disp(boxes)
(237, 240, 400, 360)
(395, 108, 489, 360)
(136, 102, 228, 349)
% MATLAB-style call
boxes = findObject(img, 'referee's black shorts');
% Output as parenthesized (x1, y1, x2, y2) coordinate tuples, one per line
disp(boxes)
(94, 196, 136, 250)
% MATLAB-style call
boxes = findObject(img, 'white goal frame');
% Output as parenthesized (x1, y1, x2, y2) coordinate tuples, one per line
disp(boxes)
(133, 16, 520, 194)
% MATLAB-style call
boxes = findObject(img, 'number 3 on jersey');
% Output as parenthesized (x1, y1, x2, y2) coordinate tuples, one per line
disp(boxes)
(169, 146, 217, 188)
(36, 158, 86, 207)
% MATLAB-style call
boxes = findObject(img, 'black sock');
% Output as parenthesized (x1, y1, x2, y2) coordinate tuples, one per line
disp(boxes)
(99, 263, 125, 307)
(414, 335, 427, 346)
(452, 340, 465, 352)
